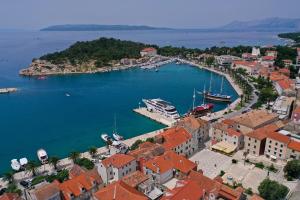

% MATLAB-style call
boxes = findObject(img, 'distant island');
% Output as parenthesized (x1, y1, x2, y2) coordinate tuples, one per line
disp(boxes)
(41, 18, 300, 32)
(41, 24, 171, 31)
(278, 32, 300, 43)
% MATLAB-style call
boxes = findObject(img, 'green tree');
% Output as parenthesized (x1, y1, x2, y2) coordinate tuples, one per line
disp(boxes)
(6, 183, 21, 195)
(130, 139, 143, 150)
(284, 160, 300, 180)
(26, 160, 39, 176)
(3, 171, 14, 183)
(69, 151, 80, 163)
(258, 179, 289, 200)
(88, 146, 98, 158)
(49, 156, 60, 170)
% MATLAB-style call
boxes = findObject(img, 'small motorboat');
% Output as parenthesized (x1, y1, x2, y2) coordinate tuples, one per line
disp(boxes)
(37, 149, 48, 164)
(65, 93, 71, 97)
(37, 76, 47, 80)
(11, 159, 21, 171)
(19, 157, 28, 167)
(112, 140, 121, 147)
(113, 133, 124, 141)
(101, 133, 113, 145)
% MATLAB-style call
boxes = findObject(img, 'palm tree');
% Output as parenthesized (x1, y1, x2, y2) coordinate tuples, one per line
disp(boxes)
(49, 156, 60, 170)
(69, 151, 80, 163)
(88, 146, 98, 158)
(3, 171, 14, 183)
(26, 160, 39, 176)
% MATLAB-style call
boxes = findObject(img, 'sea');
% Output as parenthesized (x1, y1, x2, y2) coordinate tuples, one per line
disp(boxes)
(0, 29, 284, 173)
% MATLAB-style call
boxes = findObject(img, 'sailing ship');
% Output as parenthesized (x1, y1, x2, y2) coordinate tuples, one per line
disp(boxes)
(188, 88, 214, 117)
(112, 115, 124, 141)
(199, 73, 231, 102)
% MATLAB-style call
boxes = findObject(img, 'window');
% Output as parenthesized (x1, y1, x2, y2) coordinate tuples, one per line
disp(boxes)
(268, 150, 270, 153)
(248, 143, 250, 147)
(279, 154, 282, 157)
(255, 139, 257, 143)
(275, 142, 278, 146)
(269, 140, 272, 143)
(281, 144, 283, 148)
(275, 147, 277, 151)
(254, 145, 256, 148)
(253, 151, 255, 154)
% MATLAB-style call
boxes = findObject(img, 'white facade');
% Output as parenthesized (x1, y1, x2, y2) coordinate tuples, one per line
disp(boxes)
(97, 159, 137, 184)
(143, 167, 173, 184)
(252, 47, 261, 57)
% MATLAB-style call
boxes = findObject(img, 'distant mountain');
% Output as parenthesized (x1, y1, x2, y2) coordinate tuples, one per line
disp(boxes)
(41, 24, 171, 31)
(220, 18, 300, 32)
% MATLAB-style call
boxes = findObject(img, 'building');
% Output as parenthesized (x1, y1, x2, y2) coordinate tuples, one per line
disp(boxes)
(140, 47, 157, 57)
(143, 151, 197, 184)
(264, 132, 291, 160)
(59, 167, 103, 200)
(128, 142, 165, 171)
(177, 116, 210, 149)
(122, 171, 163, 200)
(211, 119, 244, 150)
(260, 56, 275, 66)
(161, 171, 244, 200)
(231, 61, 260, 75)
(244, 124, 280, 156)
(215, 55, 240, 67)
(282, 60, 293, 68)
(0, 194, 21, 200)
(291, 106, 300, 124)
(97, 154, 137, 184)
(274, 79, 295, 96)
(252, 47, 261, 57)
(156, 127, 196, 157)
(93, 181, 148, 200)
(265, 50, 277, 58)
(231, 110, 279, 134)
(287, 139, 300, 159)
(271, 96, 294, 119)
(28, 181, 61, 200)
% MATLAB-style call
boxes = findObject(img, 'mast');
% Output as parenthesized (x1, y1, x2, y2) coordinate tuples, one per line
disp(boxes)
(113, 114, 117, 134)
(220, 76, 224, 94)
(209, 72, 212, 92)
(202, 84, 206, 105)
(192, 88, 196, 110)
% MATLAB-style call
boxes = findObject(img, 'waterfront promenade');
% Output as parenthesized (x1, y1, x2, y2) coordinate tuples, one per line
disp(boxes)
(133, 107, 175, 126)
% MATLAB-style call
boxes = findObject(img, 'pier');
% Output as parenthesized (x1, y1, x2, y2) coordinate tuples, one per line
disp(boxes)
(133, 107, 176, 127)
(0, 88, 17, 94)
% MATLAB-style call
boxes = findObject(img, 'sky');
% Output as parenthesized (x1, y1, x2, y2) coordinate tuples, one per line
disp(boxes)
(0, 0, 300, 30)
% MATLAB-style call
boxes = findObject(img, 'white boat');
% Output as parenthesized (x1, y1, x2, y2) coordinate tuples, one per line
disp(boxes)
(112, 115, 124, 141)
(19, 157, 28, 167)
(101, 133, 113, 145)
(142, 98, 180, 120)
(11, 159, 21, 171)
(65, 93, 70, 97)
(37, 149, 48, 164)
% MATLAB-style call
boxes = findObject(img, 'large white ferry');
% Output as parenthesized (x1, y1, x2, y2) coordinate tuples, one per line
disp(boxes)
(142, 98, 180, 120)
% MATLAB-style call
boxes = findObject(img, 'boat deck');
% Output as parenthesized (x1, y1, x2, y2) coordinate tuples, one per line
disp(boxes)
(133, 107, 176, 127)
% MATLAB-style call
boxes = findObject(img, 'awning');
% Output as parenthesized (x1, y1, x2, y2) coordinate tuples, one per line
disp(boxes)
(211, 141, 237, 154)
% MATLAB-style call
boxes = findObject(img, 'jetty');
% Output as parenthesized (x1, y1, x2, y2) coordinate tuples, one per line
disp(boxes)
(133, 107, 176, 127)
(0, 88, 17, 94)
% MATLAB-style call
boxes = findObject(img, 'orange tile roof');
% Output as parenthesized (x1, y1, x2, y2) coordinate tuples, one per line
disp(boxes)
(60, 168, 102, 200)
(278, 67, 290, 74)
(144, 151, 196, 174)
(93, 181, 147, 200)
(32, 181, 60, 200)
(227, 128, 242, 137)
(161, 180, 204, 200)
(276, 79, 293, 90)
(288, 140, 300, 152)
(262, 56, 275, 61)
(121, 171, 149, 188)
(159, 127, 192, 150)
(267, 132, 290, 144)
(246, 124, 280, 140)
(178, 116, 209, 130)
(233, 60, 258, 68)
(187, 171, 243, 200)
(141, 47, 156, 52)
(102, 154, 136, 169)
(0, 194, 20, 200)
(269, 72, 289, 81)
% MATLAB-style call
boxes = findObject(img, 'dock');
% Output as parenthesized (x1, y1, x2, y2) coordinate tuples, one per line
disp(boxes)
(0, 88, 17, 94)
(133, 107, 176, 127)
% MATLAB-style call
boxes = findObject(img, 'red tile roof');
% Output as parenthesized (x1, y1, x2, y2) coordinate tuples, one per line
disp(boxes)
(59, 168, 102, 200)
(93, 181, 147, 200)
(267, 132, 290, 144)
(262, 56, 275, 61)
(144, 151, 196, 174)
(161, 180, 204, 200)
(288, 140, 300, 152)
(141, 47, 156, 52)
(246, 124, 279, 140)
(227, 128, 242, 137)
(32, 181, 60, 200)
(276, 79, 293, 90)
(0, 194, 20, 200)
(102, 154, 136, 169)
(159, 127, 192, 150)
(121, 170, 149, 188)
(250, 194, 265, 200)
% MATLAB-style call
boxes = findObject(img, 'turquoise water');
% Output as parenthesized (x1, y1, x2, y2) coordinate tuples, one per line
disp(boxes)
(0, 29, 281, 173)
